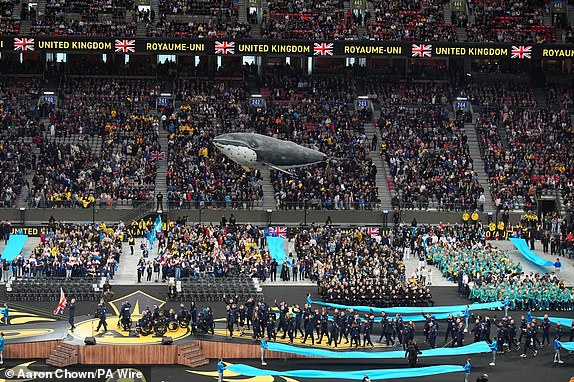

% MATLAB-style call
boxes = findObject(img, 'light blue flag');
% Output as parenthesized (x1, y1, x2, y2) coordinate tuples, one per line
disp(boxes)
(266, 341, 491, 359)
(557, 341, 574, 351)
(148, 214, 162, 250)
(227, 364, 465, 380)
(309, 299, 503, 314)
(509, 238, 554, 267)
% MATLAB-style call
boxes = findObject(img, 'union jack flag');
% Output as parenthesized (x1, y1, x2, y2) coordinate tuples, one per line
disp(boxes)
(511, 45, 532, 59)
(313, 42, 334, 56)
(411, 44, 432, 58)
(215, 41, 235, 55)
(149, 151, 166, 161)
(53, 287, 67, 315)
(366, 227, 380, 237)
(268, 226, 287, 238)
(115, 39, 136, 53)
(14, 37, 34, 51)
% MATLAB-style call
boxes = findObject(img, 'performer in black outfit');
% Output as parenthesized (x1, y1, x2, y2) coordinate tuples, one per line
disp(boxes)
(96, 302, 108, 332)
(68, 298, 76, 331)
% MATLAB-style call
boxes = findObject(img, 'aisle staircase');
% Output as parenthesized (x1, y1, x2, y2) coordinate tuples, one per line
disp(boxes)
(261, 169, 276, 210)
(238, 0, 247, 24)
(155, 128, 169, 207)
(465, 122, 496, 212)
(495, 116, 509, 149)
(151, 0, 160, 21)
(443, 1, 451, 23)
(533, 87, 548, 108)
(37, 0, 47, 17)
(363, 120, 393, 210)
(19, 20, 31, 33)
(47, 343, 79, 367)
(136, 21, 147, 37)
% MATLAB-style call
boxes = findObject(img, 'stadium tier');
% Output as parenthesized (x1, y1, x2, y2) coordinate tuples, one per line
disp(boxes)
(0, 2, 573, 379)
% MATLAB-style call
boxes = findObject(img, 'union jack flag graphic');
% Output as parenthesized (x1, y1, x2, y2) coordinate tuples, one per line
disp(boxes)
(115, 39, 136, 53)
(366, 227, 380, 237)
(149, 151, 166, 161)
(411, 44, 432, 58)
(215, 41, 235, 55)
(53, 287, 67, 315)
(14, 38, 34, 51)
(313, 42, 334, 56)
(268, 226, 287, 238)
(511, 45, 532, 59)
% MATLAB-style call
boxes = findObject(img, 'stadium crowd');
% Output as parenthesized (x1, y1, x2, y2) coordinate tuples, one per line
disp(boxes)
(14, 223, 123, 279)
(299, 225, 433, 307)
(5, 0, 568, 42)
(166, 79, 263, 209)
(379, 106, 482, 211)
(134, 222, 267, 282)
(262, 0, 357, 40)
(365, 0, 457, 41)
(477, 107, 573, 211)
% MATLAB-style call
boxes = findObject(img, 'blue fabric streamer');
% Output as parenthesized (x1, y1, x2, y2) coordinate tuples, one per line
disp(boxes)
(267, 341, 492, 359)
(310, 299, 503, 314)
(1, 235, 28, 262)
(267, 236, 291, 266)
(536, 316, 573, 327)
(509, 238, 554, 267)
(272, 311, 462, 323)
(373, 311, 463, 322)
(557, 341, 574, 351)
(227, 364, 464, 380)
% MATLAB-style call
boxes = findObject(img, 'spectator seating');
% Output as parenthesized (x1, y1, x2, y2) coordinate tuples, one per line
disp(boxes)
(365, 0, 457, 41)
(171, 275, 263, 302)
(32, 0, 136, 36)
(298, 225, 433, 307)
(379, 106, 481, 211)
(262, 0, 357, 39)
(6, 276, 101, 302)
(466, 0, 555, 43)
(476, 106, 573, 211)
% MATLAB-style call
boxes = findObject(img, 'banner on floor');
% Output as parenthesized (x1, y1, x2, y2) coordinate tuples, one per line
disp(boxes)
(227, 364, 465, 380)
(267, 341, 491, 359)
(509, 238, 554, 267)
(309, 299, 503, 314)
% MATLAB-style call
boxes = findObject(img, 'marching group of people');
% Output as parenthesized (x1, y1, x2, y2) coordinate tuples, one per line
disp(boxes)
(430, 238, 573, 311)
(298, 225, 433, 307)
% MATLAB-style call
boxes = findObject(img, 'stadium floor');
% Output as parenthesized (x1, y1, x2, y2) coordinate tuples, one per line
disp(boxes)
(0, 285, 572, 382)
